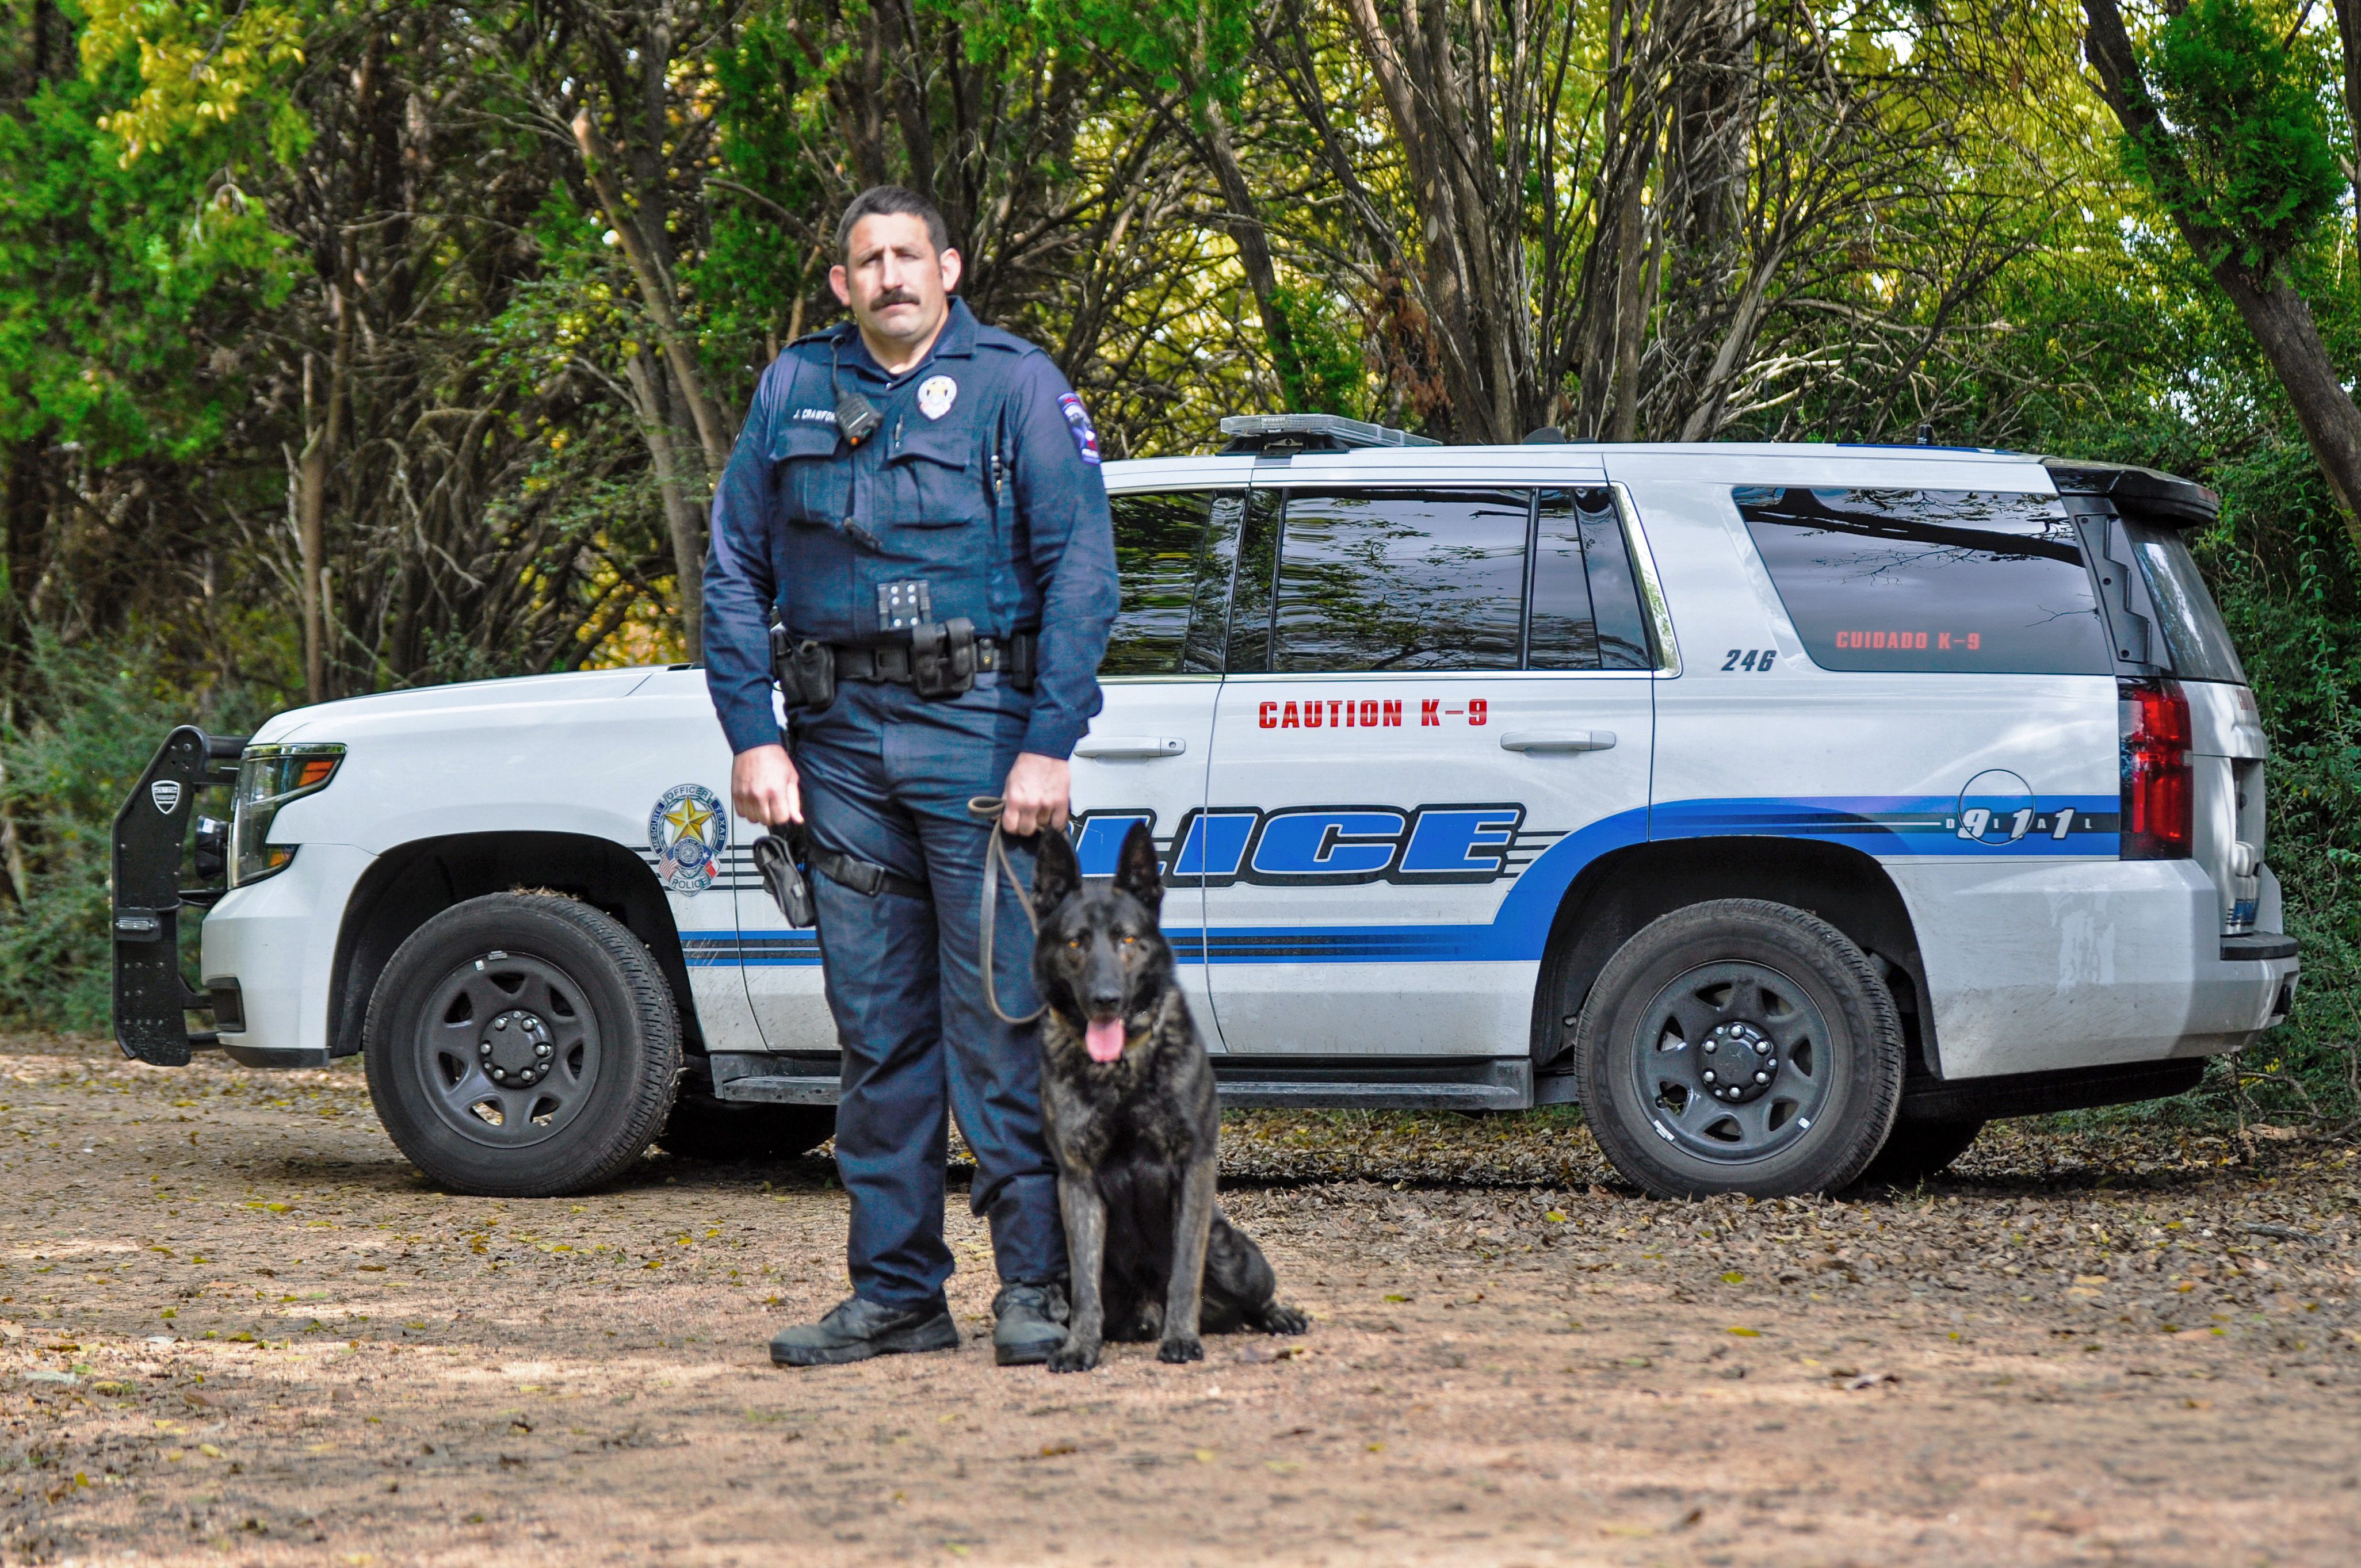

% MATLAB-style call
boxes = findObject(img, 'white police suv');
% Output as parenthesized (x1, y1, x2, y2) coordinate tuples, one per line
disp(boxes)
(112, 416, 2298, 1200)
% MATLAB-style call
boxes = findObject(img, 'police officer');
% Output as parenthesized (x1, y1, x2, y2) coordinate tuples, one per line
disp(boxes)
(703, 186, 1118, 1368)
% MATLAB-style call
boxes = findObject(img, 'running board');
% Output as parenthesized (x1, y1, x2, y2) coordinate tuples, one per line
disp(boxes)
(707, 1052, 1535, 1111)
(1212, 1056, 1530, 1111)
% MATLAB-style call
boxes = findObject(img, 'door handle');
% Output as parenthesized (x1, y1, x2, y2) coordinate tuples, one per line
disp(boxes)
(1499, 731, 1616, 753)
(1073, 736, 1188, 759)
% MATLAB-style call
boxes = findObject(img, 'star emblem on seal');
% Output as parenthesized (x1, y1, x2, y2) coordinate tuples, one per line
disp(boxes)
(649, 782, 728, 897)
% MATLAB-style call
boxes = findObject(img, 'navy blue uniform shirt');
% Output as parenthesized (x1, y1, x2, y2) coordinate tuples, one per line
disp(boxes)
(703, 298, 1118, 759)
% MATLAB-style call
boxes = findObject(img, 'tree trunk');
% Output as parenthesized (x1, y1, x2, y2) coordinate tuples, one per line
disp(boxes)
(1195, 97, 1311, 411)
(2211, 270, 2361, 547)
(2336, 0, 2361, 251)
(572, 110, 733, 482)
(624, 353, 706, 658)
(2085, 0, 2361, 555)
(295, 288, 352, 705)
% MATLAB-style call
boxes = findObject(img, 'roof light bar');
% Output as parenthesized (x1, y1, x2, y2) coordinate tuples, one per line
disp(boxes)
(1218, 413, 1439, 453)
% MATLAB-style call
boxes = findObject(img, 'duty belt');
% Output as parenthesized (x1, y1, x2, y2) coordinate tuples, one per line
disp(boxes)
(834, 634, 1033, 687)
(771, 619, 1035, 707)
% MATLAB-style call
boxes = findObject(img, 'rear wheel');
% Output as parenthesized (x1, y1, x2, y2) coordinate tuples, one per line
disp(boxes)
(656, 1096, 834, 1162)
(1852, 1117, 1984, 1188)
(1572, 899, 1903, 1199)
(363, 893, 681, 1197)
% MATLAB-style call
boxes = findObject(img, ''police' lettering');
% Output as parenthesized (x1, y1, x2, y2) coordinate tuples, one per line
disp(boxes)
(1399, 807, 1523, 879)
(1074, 802, 1531, 888)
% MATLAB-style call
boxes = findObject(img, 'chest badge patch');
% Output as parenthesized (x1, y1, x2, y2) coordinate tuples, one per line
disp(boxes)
(916, 375, 958, 420)
(650, 783, 729, 897)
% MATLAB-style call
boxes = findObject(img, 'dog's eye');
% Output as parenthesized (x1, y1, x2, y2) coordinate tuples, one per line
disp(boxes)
(1119, 935, 1137, 947)
(1067, 938, 1083, 950)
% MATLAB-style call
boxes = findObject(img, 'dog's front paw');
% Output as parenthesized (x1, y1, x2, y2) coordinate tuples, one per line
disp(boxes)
(1156, 1334, 1204, 1365)
(1256, 1302, 1309, 1336)
(1046, 1335, 1101, 1375)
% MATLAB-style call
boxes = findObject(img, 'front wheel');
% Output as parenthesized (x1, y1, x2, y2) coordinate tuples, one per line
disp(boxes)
(363, 893, 682, 1197)
(1571, 900, 1903, 1199)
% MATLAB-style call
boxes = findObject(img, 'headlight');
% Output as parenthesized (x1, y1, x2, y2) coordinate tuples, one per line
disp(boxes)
(231, 743, 346, 886)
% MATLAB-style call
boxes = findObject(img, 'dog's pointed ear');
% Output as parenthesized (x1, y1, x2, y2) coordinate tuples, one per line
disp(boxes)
(1112, 821, 1164, 919)
(1030, 826, 1082, 919)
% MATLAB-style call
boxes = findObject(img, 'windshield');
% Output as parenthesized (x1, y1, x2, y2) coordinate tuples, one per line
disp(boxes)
(2125, 522, 2247, 685)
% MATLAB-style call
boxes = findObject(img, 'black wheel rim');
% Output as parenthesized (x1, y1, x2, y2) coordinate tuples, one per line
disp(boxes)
(1626, 959, 1835, 1164)
(411, 951, 602, 1150)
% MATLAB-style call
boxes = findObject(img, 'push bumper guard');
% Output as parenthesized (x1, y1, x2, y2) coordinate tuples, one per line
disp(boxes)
(111, 726, 246, 1065)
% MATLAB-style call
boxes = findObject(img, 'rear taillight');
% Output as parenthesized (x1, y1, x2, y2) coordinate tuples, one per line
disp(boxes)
(2120, 678, 2192, 860)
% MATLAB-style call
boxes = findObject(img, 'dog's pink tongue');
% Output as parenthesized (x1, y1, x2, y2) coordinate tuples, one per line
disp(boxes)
(1084, 1018, 1126, 1063)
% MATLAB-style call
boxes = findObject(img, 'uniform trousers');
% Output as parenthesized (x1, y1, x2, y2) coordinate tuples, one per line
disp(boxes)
(792, 675, 1065, 1310)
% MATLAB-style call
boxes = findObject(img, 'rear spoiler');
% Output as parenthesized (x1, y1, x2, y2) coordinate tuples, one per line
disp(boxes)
(112, 727, 246, 1065)
(2042, 460, 2219, 530)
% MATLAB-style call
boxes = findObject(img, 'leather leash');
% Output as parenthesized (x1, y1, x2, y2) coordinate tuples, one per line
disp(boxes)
(967, 796, 1044, 1025)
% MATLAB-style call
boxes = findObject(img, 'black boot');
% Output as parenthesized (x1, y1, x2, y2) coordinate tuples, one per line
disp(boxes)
(991, 1280, 1069, 1367)
(769, 1295, 959, 1368)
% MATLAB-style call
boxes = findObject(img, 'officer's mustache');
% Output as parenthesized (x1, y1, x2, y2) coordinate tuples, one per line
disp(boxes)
(864, 288, 921, 309)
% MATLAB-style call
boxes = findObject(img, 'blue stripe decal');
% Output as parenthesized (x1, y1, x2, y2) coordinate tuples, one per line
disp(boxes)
(702, 794, 2120, 969)
(682, 932, 820, 969)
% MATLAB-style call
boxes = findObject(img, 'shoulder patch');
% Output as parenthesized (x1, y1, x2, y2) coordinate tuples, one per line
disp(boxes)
(1058, 392, 1102, 465)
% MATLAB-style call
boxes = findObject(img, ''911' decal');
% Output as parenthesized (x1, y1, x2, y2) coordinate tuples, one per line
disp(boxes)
(1072, 804, 1536, 887)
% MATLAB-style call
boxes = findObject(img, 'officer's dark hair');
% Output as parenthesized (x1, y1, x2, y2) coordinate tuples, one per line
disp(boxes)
(835, 186, 951, 261)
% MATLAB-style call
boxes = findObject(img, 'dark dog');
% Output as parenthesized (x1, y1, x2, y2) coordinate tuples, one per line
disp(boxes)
(1029, 822, 1306, 1371)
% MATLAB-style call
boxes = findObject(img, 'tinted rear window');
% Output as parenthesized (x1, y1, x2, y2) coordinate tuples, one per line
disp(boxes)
(2125, 521, 2247, 684)
(1735, 487, 2113, 675)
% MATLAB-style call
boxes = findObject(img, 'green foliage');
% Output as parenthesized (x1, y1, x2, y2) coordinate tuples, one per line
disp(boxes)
(0, 59, 292, 468)
(1267, 282, 1369, 419)
(77, 0, 311, 162)
(2122, 0, 2342, 277)
(0, 636, 268, 1029)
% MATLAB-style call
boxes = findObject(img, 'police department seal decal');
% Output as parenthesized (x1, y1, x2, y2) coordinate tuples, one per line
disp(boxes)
(916, 374, 958, 420)
(650, 783, 728, 897)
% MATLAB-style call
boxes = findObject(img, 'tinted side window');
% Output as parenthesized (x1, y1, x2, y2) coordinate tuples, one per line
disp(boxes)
(1736, 487, 2113, 675)
(1526, 490, 1599, 670)
(1105, 491, 1237, 676)
(1270, 488, 1527, 672)
(2125, 521, 2247, 684)
(1225, 488, 1282, 674)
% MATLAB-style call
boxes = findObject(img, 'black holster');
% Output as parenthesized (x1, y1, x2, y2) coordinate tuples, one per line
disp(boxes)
(910, 617, 977, 698)
(751, 825, 816, 927)
(770, 625, 837, 712)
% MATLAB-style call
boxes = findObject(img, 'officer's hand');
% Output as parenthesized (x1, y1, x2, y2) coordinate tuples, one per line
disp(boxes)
(732, 745, 803, 827)
(999, 752, 1070, 837)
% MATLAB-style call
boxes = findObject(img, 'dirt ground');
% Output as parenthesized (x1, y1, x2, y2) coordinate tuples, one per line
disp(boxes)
(0, 1032, 2355, 1567)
